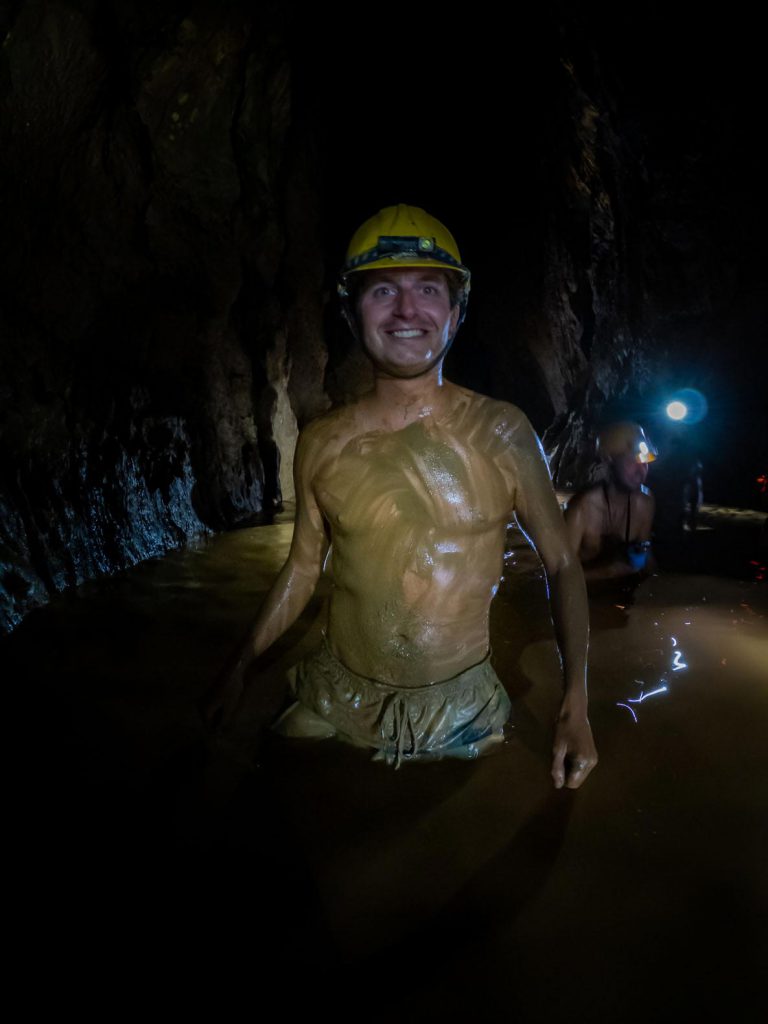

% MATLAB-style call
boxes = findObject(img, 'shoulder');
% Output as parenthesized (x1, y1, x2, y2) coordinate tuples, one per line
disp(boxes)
(564, 486, 606, 531)
(299, 402, 358, 447)
(296, 403, 359, 474)
(629, 484, 655, 507)
(566, 484, 606, 513)
(447, 385, 537, 446)
(633, 485, 656, 513)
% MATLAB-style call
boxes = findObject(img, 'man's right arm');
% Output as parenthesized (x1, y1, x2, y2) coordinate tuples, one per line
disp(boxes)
(243, 427, 329, 658)
(204, 425, 329, 724)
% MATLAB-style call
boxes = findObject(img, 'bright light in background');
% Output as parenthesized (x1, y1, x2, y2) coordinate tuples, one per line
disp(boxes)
(666, 401, 687, 420)
(664, 388, 709, 425)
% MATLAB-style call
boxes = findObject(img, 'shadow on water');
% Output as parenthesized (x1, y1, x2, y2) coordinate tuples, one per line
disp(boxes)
(4, 512, 767, 1019)
(348, 786, 576, 962)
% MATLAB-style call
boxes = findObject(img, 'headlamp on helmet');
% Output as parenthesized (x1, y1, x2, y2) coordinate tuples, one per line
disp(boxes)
(597, 422, 658, 464)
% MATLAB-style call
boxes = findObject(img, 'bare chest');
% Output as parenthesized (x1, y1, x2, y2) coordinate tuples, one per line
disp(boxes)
(314, 421, 513, 537)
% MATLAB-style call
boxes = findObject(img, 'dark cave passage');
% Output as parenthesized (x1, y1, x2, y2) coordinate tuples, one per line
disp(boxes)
(2, 5, 767, 1018)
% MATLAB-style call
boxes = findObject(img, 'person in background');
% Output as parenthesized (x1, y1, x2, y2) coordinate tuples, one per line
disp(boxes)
(682, 457, 704, 533)
(565, 422, 657, 582)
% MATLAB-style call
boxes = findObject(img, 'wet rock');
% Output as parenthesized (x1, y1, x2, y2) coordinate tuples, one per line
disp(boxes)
(0, 1, 327, 632)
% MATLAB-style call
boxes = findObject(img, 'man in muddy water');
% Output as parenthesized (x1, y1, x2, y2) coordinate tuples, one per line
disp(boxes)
(207, 205, 597, 788)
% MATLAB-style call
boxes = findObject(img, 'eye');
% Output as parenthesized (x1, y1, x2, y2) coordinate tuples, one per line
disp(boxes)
(371, 285, 394, 298)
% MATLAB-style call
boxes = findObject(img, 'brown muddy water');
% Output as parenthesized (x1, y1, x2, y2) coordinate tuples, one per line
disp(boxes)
(5, 515, 766, 1020)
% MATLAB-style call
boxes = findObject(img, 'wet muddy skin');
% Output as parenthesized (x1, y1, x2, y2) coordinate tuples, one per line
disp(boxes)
(5, 514, 766, 1019)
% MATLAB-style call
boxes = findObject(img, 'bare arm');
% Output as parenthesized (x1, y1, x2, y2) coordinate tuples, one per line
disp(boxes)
(243, 429, 329, 659)
(510, 415, 597, 789)
(204, 426, 329, 724)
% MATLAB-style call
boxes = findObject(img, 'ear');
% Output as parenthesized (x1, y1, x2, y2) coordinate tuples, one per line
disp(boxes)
(449, 303, 461, 335)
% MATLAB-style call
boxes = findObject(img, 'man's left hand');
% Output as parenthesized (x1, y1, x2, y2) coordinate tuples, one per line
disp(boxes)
(551, 713, 598, 790)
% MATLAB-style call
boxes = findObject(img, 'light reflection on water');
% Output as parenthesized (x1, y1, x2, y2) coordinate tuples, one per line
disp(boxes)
(616, 632, 686, 723)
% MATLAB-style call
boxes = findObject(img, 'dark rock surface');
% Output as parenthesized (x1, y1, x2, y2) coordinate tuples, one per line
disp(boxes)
(0, 2, 329, 631)
(1, 4, 764, 632)
(445, 17, 765, 495)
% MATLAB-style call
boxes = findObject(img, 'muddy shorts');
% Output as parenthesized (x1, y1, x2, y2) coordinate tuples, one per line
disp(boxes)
(273, 639, 512, 768)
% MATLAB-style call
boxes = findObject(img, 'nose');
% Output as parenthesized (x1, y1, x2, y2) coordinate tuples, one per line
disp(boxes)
(393, 285, 417, 319)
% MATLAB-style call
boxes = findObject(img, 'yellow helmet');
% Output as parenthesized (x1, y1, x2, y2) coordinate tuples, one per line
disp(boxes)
(597, 422, 658, 464)
(338, 205, 471, 323)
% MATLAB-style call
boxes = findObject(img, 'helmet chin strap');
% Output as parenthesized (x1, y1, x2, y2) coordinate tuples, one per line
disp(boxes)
(340, 300, 357, 340)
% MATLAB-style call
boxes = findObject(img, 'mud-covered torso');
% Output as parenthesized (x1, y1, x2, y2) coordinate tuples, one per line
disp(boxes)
(313, 397, 517, 686)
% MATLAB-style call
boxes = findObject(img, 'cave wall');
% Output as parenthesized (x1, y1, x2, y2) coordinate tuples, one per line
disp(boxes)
(438, 16, 762, 495)
(0, 1, 328, 632)
(534, 26, 753, 491)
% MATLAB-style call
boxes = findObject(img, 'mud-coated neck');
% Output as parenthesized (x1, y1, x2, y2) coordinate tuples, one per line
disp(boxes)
(368, 363, 454, 430)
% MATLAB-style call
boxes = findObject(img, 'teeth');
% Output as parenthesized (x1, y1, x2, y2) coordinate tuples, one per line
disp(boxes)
(391, 329, 424, 338)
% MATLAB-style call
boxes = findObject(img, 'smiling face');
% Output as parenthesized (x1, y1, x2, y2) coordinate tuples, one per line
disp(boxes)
(356, 268, 461, 379)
